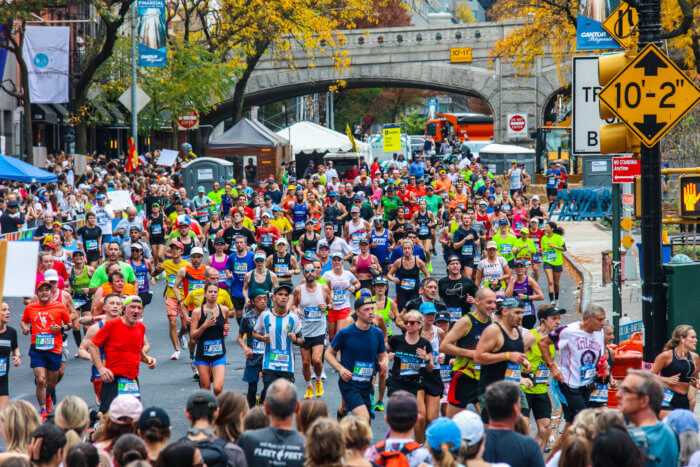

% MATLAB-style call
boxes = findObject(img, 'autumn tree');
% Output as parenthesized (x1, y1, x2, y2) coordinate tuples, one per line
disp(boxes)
(455, 1, 478, 23)
(353, 0, 413, 28)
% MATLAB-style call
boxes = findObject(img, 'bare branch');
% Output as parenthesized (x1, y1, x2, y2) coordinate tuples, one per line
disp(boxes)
(661, 0, 693, 39)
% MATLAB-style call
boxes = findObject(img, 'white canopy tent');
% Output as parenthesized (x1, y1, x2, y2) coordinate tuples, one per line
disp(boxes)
(478, 143, 535, 154)
(276, 121, 369, 154)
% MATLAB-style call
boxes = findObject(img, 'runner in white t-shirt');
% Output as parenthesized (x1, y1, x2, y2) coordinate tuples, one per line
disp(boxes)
(538, 303, 606, 430)
(475, 241, 511, 293)
(322, 252, 360, 340)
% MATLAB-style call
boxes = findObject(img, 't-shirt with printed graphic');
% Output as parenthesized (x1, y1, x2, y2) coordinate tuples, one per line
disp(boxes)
(548, 321, 604, 388)
(322, 269, 358, 310)
(0, 326, 18, 379)
(237, 426, 305, 467)
(254, 310, 302, 373)
(387, 335, 433, 392)
(21, 302, 71, 354)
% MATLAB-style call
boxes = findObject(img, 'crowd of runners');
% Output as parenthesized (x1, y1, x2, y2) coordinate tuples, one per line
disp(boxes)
(0, 150, 696, 466)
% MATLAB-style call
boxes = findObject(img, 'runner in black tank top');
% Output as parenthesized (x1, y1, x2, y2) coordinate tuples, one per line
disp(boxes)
(299, 231, 319, 265)
(391, 255, 420, 312)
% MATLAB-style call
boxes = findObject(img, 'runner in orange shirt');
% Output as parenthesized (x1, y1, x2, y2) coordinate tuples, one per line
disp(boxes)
(434, 171, 452, 194)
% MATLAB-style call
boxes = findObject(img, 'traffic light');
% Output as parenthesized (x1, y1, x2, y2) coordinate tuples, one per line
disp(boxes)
(679, 175, 700, 218)
(598, 52, 640, 154)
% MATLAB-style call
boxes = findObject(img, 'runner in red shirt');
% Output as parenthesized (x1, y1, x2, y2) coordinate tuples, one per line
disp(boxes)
(255, 212, 281, 256)
(21, 281, 72, 420)
(396, 183, 414, 219)
(89, 295, 156, 413)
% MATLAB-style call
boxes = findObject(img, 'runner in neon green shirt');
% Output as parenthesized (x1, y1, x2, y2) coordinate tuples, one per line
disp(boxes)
(492, 219, 518, 265)
(513, 228, 537, 262)
(541, 221, 566, 304)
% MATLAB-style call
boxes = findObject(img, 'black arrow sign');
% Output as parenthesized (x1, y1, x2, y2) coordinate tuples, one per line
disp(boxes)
(633, 114, 666, 140)
(634, 50, 668, 76)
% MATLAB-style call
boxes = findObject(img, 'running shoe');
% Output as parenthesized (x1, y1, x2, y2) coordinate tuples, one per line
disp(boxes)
(45, 397, 54, 414)
(321, 369, 327, 380)
(304, 386, 314, 400)
(170, 350, 180, 360)
(40, 410, 48, 421)
(315, 379, 324, 398)
(191, 361, 199, 380)
(179, 334, 188, 349)
(427, 262, 433, 273)
(374, 400, 385, 412)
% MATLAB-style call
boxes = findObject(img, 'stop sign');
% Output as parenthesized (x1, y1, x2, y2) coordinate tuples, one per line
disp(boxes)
(178, 110, 199, 130)
(509, 114, 526, 132)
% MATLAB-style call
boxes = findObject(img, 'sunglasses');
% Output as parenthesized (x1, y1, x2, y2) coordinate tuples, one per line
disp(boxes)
(405, 320, 420, 326)
(304, 268, 316, 273)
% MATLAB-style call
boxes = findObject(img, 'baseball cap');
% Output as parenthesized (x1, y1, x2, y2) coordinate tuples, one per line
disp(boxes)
(353, 194, 363, 200)
(373, 277, 388, 286)
(419, 302, 437, 315)
(386, 391, 418, 426)
(109, 394, 143, 423)
(275, 238, 288, 246)
(274, 284, 293, 294)
(170, 240, 184, 250)
(151, 202, 161, 208)
(520, 227, 530, 235)
(478, 201, 487, 207)
(359, 237, 370, 245)
(331, 251, 344, 259)
(485, 241, 497, 249)
(272, 205, 281, 212)
(501, 297, 524, 309)
(426, 417, 461, 452)
(386, 184, 395, 190)
(130, 225, 142, 232)
(44, 269, 59, 282)
(96, 193, 106, 200)
(130, 242, 143, 251)
(537, 305, 566, 321)
(249, 288, 268, 300)
(351, 206, 360, 213)
(319, 243, 330, 250)
(328, 190, 337, 197)
(355, 295, 375, 309)
(426, 185, 434, 190)
(487, 194, 495, 200)
(186, 390, 218, 411)
(138, 406, 170, 431)
(453, 409, 485, 447)
(514, 258, 528, 267)
(51, 221, 62, 228)
(530, 217, 539, 224)
(305, 219, 314, 225)
(198, 186, 205, 193)
(499, 218, 508, 225)
(36, 280, 51, 291)
(261, 211, 271, 218)
(5, 200, 18, 208)
(214, 237, 226, 245)
(254, 252, 266, 262)
(43, 242, 56, 251)
(72, 249, 85, 256)
(190, 247, 204, 256)
(436, 311, 451, 322)
(664, 409, 699, 434)
(532, 194, 540, 201)
(264, 194, 272, 200)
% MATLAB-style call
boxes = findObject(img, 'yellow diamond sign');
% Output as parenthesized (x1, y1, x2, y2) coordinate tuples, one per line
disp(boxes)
(602, 2, 638, 49)
(621, 234, 635, 249)
(620, 216, 634, 232)
(598, 43, 700, 148)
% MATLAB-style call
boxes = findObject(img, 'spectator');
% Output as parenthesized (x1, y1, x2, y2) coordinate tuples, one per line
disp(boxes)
(237, 379, 305, 467)
(546, 409, 597, 466)
(591, 426, 645, 467)
(304, 418, 344, 467)
(154, 441, 203, 467)
(137, 406, 171, 462)
(93, 394, 142, 458)
(339, 416, 373, 467)
(557, 434, 591, 467)
(481, 381, 544, 467)
(113, 434, 148, 467)
(618, 370, 680, 467)
(663, 409, 700, 466)
(243, 406, 270, 431)
(0, 400, 42, 454)
(296, 399, 329, 436)
(28, 423, 66, 467)
(54, 396, 90, 459)
(215, 391, 248, 443)
(424, 417, 462, 467)
(452, 409, 504, 467)
(364, 390, 432, 467)
(180, 390, 247, 467)
(65, 442, 100, 467)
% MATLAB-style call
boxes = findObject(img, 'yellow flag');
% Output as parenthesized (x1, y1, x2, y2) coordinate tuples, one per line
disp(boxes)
(346, 124, 358, 152)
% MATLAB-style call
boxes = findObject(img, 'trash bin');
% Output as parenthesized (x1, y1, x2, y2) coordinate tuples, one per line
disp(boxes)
(636, 243, 672, 278)
(665, 262, 700, 339)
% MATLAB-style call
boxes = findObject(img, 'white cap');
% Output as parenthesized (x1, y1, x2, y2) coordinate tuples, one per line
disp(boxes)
(276, 238, 288, 246)
(261, 211, 271, 218)
(531, 194, 540, 201)
(44, 269, 59, 282)
(190, 247, 205, 256)
(453, 410, 485, 447)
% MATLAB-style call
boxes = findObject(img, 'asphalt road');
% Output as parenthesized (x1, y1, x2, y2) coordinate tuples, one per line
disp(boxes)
(4, 245, 579, 442)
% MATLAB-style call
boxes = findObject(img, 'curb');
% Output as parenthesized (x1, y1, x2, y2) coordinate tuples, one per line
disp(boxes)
(563, 251, 591, 316)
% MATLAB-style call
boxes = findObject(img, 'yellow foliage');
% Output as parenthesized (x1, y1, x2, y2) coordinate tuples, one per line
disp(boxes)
(455, 1, 478, 23)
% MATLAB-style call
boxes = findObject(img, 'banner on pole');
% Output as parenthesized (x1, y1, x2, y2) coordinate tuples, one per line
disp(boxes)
(23, 26, 69, 103)
(0, 25, 8, 82)
(137, 0, 167, 67)
(576, 0, 620, 50)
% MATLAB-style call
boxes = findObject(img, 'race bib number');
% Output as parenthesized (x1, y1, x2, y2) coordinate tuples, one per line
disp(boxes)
(73, 298, 87, 309)
(234, 263, 248, 275)
(151, 224, 162, 235)
(447, 307, 462, 323)
(218, 270, 227, 283)
(269, 349, 290, 367)
(136, 276, 146, 289)
(167, 274, 177, 289)
(663, 387, 675, 405)
(514, 222, 524, 231)
(189, 279, 205, 292)
(198, 214, 209, 224)
(295, 221, 305, 230)
(85, 239, 98, 251)
(474, 363, 481, 372)
(400, 278, 416, 290)
(532, 253, 543, 263)
(252, 339, 265, 355)
(0, 358, 7, 377)
(500, 244, 512, 255)
(352, 361, 373, 383)
(534, 364, 550, 385)
(35, 333, 55, 351)
(580, 363, 596, 386)
(261, 235, 272, 246)
(473, 254, 481, 263)
(203, 339, 223, 357)
(419, 225, 429, 236)
(304, 250, 316, 261)
(544, 251, 557, 262)
(96, 213, 108, 225)
(440, 364, 452, 383)
(400, 357, 422, 376)
(118, 377, 140, 397)
(304, 306, 323, 321)
(351, 233, 363, 245)
(332, 289, 346, 305)
(275, 264, 288, 275)
(461, 244, 473, 257)
(504, 362, 521, 382)
(590, 383, 608, 403)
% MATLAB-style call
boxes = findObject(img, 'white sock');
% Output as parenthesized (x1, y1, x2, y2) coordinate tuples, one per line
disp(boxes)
(306, 380, 312, 387)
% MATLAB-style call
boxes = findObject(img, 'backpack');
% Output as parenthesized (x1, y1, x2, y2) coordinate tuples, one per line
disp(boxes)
(627, 423, 679, 465)
(371, 440, 421, 467)
(183, 437, 230, 467)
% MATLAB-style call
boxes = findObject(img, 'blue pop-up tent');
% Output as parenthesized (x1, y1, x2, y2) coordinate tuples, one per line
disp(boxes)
(0, 154, 57, 183)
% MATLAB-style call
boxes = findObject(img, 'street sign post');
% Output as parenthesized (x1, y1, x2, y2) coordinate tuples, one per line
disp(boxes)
(598, 43, 700, 148)
(383, 126, 401, 152)
(613, 157, 641, 183)
(602, 2, 639, 48)
(506, 113, 528, 138)
(177, 110, 199, 131)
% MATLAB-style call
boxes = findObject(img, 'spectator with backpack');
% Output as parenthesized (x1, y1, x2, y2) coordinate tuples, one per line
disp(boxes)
(237, 379, 305, 467)
(364, 390, 432, 467)
(181, 390, 247, 467)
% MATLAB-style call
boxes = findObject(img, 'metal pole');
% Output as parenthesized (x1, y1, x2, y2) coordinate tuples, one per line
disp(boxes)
(637, 0, 665, 362)
(130, 1, 138, 155)
(612, 183, 622, 342)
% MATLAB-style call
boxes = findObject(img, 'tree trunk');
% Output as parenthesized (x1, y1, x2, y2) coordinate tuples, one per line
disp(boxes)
(74, 93, 88, 155)
(19, 56, 33, 164)
(171, 121, 179, 149)
(231, 41, 269, 122)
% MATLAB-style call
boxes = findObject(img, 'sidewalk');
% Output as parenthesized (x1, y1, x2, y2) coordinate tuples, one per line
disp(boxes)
(559, 221, 642, 321)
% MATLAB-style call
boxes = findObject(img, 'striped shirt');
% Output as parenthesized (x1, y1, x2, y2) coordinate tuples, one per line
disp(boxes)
(254, 310, 302, 373)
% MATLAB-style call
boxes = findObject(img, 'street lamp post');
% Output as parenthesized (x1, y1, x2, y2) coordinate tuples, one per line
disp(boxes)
(131, 1, 138, 156)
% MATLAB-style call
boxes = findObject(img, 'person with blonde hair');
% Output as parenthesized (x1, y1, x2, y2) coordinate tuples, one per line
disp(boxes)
(215, 391, 248, 442)
(339, 416, 373, 467)
(650, 324, 700, 416)
(304, 418, 344, 467)
(54, 396, 90, 459)
(0, 400, 42, 454)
